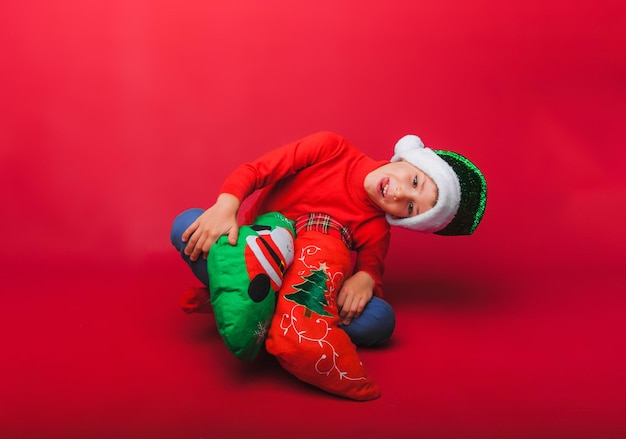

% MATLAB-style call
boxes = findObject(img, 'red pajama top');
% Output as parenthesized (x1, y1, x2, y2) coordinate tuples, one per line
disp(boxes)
(219, 131, 391, 298)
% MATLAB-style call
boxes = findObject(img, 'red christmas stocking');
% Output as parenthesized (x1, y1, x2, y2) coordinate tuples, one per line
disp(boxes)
(265, 229, 381, 401)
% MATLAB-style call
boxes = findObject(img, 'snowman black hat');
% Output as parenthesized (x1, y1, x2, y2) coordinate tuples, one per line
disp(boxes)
(386, 135, 487, 236)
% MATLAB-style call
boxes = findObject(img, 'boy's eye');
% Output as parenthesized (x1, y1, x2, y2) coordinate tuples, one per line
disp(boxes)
(413, 176, 418, 188)
(408, 202, 414, 215)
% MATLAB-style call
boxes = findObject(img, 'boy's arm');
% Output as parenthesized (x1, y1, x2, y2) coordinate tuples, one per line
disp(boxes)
(219, 131, 346, 201)
(338, 231, 389, 325)
(184, 132, 345, 261)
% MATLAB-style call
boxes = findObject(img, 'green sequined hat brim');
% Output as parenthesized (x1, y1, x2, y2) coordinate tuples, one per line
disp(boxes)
(433, 150, 487, 236)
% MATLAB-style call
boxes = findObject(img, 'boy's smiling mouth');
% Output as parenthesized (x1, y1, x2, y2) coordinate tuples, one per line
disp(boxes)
(379, 177, 390, 199)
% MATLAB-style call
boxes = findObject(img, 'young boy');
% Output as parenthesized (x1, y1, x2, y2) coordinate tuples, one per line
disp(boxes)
(171, 131, 487, 347)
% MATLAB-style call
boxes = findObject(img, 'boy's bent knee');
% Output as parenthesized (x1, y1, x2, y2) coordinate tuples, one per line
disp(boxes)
(341, 297, 395, 347)
(170, 208, 204, 249)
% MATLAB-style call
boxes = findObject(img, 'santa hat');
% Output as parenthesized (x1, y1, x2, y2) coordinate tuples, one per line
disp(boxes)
(386, 135, 487, 235)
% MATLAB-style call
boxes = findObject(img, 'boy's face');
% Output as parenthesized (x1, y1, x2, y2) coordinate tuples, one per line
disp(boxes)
(364, 160, 438, 219)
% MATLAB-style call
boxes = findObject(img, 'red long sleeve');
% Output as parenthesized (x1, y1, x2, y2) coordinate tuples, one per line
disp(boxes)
(220, 131, 391, 297)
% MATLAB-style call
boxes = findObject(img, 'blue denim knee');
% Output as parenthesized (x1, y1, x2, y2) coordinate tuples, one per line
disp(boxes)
(340, 296, 395, 347)
(171, 208, 210, 287)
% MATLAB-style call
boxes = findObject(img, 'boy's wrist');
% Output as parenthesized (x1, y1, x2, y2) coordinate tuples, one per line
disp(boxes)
(216, 193, 241, 210)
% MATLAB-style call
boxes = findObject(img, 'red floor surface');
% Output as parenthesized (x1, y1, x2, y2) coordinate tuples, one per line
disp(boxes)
(2, 1, 626, 438)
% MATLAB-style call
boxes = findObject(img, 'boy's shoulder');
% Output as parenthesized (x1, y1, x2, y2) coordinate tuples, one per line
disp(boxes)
(308, 130, 346, 143)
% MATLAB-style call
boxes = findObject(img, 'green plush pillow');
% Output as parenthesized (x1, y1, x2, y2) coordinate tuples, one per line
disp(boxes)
(208, 212, 295, 361)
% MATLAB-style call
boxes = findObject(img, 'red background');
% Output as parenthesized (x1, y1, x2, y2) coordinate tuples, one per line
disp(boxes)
(2, 1, 625, 438)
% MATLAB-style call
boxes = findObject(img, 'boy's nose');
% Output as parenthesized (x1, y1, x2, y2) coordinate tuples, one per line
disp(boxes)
(393, 186, 404, 201)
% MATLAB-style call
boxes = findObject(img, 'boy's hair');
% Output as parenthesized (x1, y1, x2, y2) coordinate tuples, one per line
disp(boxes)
(386, 135, 487, 236)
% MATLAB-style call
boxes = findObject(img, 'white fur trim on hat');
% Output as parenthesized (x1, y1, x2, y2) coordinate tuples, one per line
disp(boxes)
(386, 135, 461, 232)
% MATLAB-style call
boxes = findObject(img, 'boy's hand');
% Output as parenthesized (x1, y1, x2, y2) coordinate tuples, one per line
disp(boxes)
(182, 193, 241, 261)
(337, 271, 374, 326)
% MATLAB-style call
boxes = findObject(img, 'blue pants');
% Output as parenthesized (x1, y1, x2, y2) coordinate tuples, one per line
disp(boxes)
(171, 208, 395, 347)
